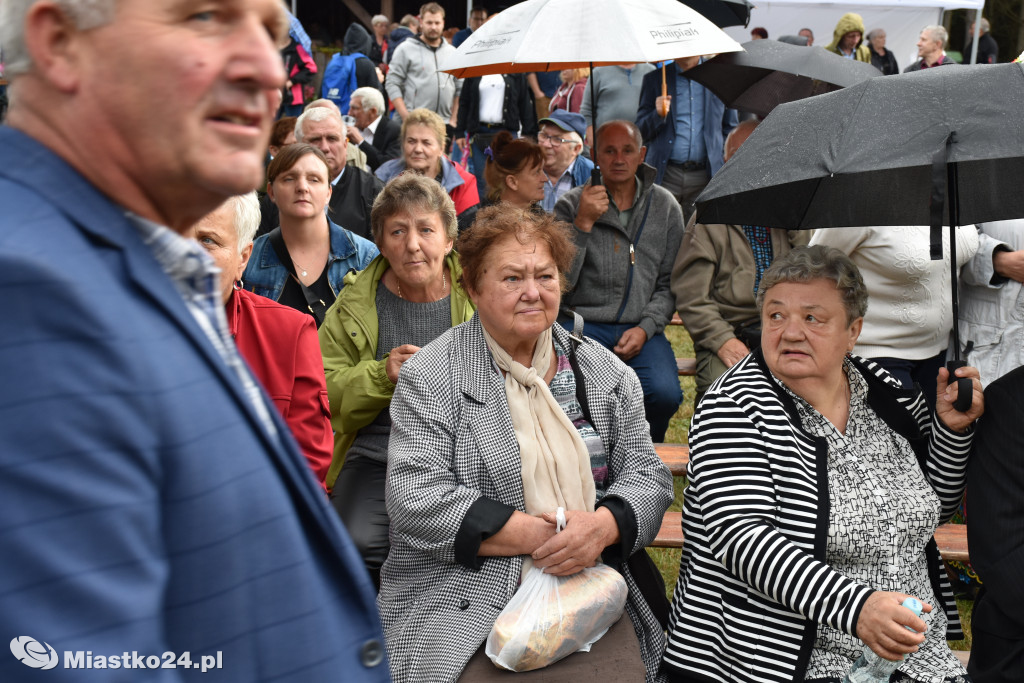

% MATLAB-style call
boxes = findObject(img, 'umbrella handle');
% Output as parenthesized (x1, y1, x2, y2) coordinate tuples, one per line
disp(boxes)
(946, 360, 973, 412)
(658, 63, 670, 117)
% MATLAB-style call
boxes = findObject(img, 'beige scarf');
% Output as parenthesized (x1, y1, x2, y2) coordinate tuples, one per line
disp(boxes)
(481, 325, 596, 523)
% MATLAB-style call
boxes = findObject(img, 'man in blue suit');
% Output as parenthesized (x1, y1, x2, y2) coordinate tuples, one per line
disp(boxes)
(636, 57, 737, 223)
(0, 1, 388, 681)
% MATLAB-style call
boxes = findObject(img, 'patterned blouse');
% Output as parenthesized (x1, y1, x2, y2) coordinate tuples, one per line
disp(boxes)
(549, 339, 610, 498)
(775, 359, 967, 683)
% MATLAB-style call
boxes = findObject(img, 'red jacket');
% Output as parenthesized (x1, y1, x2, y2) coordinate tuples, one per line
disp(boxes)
(228, 289, 332, 488)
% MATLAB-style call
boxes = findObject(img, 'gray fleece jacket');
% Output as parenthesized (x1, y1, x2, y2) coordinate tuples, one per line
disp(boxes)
(384, 35, 462, 122)
(554, 163, 683, 339)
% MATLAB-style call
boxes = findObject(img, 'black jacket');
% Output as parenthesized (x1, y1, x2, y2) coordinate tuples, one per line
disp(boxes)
(328, 166, 384, 240)
(358, 117, 402, 172)
(455, 74, 538, 139)
(967, 366, 1024, 682)
(870, 48, 899, 75)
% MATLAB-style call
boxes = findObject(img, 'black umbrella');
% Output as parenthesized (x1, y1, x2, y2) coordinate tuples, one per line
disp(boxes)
(682, 0, 754, 28)
(683, 39, 882, 118)
(696, 62, 1024, 409)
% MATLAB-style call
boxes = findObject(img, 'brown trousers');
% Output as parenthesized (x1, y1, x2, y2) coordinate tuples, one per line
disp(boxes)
(458, 612, 645, 681)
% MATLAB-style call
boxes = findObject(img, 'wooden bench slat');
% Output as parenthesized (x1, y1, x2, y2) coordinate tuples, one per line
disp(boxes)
(654, 443, 690, 477)
(676, 357, 696, 376)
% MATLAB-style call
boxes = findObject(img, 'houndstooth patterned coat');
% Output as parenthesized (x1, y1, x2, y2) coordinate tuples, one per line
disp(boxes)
(379, 315, 674, 682)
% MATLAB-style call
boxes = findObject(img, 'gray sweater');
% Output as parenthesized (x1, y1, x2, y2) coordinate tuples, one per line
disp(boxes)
(579, 64, 655, 131)
(554, 163, 683, 338)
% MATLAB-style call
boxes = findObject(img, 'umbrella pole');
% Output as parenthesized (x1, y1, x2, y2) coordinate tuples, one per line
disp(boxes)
(947, 161, 962, 363)
(590, 62, 597, 169)
(946, 159, 973, 412)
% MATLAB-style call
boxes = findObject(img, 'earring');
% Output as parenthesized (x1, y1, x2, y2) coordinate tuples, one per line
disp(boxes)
(233, 280, 243, 291)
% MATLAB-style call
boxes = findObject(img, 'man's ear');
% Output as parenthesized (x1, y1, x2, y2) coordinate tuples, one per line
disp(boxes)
(639, 145, 647, 164)
(23, 2, 90, 93)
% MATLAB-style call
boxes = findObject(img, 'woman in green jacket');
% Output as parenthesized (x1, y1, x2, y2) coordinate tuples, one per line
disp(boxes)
(319, 173, 475, 587)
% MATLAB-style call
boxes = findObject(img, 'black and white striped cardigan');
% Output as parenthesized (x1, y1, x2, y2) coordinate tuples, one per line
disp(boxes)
(662, 350, 971, 683)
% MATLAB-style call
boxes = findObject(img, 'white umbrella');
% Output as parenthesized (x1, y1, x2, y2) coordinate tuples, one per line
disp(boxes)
(440, 0, 744, 78)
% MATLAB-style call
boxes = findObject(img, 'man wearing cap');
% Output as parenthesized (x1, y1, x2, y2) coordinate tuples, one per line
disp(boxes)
(538, 110, 594, 212)
(636, 56, 736, 223)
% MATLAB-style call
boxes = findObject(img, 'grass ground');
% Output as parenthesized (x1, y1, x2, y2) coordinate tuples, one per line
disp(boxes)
(651, 326, 973, 650)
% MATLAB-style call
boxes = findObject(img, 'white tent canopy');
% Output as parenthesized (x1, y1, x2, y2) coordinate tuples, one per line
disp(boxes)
(724, 0, 984, 72)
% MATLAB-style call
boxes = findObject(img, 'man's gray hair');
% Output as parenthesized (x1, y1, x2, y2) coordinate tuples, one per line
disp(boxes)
(371, 14, 389, 25)
(0, 0, 116, 77)
(227, 192, 261, 254)
(979, 17, 990, 33)
(565, 130, 583, 148)
(923, 25, 948, 48)
(351, 87, 385, 117)
(756, 244, 868, 325)
(295, 106, 346, 141)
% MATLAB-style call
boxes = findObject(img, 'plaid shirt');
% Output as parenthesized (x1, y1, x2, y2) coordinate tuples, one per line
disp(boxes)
(127, 214, 278, 439)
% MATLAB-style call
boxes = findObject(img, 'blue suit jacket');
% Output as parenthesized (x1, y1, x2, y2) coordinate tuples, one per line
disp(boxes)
(0, 127, 389, 682)
(635, 64, 737, 185)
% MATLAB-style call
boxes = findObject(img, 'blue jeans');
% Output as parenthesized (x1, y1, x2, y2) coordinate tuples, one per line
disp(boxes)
(470, 138, 490, 197)
(870, 349, 946, 410)
(561, 320, 683, 442)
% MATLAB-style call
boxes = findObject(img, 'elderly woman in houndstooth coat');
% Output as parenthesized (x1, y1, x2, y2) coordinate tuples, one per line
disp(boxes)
(378, 205, 675, 682)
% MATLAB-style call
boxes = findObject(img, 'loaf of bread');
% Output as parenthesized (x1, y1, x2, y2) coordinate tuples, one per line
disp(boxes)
(486, 565, 627, 672)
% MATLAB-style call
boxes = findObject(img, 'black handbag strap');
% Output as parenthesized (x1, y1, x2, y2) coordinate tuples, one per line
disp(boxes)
(268, 228, 330, 325)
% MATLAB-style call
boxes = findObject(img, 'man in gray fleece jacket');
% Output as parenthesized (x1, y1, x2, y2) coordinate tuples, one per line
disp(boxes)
(384, 2, 462, 125)
(554, 120, 684, 442)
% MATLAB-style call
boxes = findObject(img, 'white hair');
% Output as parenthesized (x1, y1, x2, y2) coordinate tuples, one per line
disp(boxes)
(350, 87, 385, 117)
(227, 192, 261, 253)
(371, 14, 389, 25)
(923, 25, 948, 48)
(0, 0, 116, 77)
(295, 106, 346, 141)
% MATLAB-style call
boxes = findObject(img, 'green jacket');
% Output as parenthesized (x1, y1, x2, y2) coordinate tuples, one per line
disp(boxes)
(318, 252, 475, 489)
(825, 13, 872, 63)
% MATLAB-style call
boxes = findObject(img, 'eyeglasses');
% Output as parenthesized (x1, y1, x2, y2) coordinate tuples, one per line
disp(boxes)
(537, 132, 575, 146)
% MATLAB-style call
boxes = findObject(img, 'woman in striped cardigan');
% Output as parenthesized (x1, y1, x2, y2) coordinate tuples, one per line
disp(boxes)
(663, 245, 984, 683)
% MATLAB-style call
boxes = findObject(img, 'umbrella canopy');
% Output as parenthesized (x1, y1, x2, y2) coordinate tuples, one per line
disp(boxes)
(286, 10, 312, 54)
(695, 61, 1024, 392)
(439, 0, 743, 78)
(683, 0, 754, 29)
(684, 39, 881, 118)
(695, 62, 1024, 230)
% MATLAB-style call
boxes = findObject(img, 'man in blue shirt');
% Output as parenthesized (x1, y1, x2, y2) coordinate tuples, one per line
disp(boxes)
(636, 57, 737, 222)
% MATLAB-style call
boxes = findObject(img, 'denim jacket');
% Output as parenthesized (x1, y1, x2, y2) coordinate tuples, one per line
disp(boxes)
(244, 219, 379, 302)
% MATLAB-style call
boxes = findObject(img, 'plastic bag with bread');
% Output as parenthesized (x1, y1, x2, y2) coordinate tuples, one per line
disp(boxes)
(485, 508, 628, 671)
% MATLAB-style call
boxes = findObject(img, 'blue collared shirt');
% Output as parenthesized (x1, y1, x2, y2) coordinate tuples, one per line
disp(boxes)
(669, 63, 707, 165)
(543, 157, 578, 212)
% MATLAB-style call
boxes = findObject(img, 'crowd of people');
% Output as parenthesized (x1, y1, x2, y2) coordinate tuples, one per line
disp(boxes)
(1, 0, 1021, 682)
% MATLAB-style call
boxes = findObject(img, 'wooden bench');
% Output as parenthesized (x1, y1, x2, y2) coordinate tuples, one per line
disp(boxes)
(655, 443, 690, 476)
(676, 357, 696, 376)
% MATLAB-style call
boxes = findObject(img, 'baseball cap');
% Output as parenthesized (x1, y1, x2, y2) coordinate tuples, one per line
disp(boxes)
(538, 110, 586, 139)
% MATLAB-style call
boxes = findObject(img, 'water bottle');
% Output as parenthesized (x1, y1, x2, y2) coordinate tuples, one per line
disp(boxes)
(843, 597, 923, 683)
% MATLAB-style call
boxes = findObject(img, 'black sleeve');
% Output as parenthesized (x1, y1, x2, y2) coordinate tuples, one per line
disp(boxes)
(597, 495, 638, 565)
(967, 372, 1024, 612)
(454, 497, 516, 570)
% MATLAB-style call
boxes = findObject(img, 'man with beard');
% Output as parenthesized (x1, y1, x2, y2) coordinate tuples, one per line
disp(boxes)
(385, 2, 462, 127)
